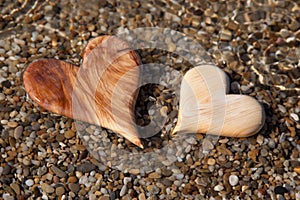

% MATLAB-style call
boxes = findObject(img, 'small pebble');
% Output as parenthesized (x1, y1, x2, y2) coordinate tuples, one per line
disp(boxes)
(0, 93, 5, 100)
(25, 179, 34, 187)
(7, 121, 18, 128)
(229, 174, 239, 186)
(214, 184, 224, 191)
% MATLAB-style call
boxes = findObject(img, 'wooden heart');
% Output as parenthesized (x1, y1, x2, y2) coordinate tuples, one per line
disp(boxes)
(23, 36, 143, 148)
(172, 64, 265, 137)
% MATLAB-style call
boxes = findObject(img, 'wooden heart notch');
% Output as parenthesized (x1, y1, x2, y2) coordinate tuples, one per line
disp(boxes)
(172, 64, 265, 137)
(23, 36, 144, 148)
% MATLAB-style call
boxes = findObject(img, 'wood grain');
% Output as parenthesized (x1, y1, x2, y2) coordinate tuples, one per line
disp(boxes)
(24, 36, 143, 148)
(172, 64, 265, 137)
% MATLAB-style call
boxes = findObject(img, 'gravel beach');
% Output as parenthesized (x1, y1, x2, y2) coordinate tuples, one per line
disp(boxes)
(0, 0, 299, 199)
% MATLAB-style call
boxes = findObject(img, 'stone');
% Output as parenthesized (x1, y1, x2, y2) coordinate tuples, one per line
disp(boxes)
(120, 185, 127, 196)
(55, 186, 65, 196)
(68, 183, 80, 193)
(14, 126, 23, 139)
(64, 130, 75, 139)
(0, 93, 5, 100)
(274, 186, 288, 195)
(149, 172, 161, 179)
(207, 158, 216, 165)
(68, 176, 78, 183)
(51, 165, 66, 178)
(76, 162, 96, 173)
(214, 184, 224, 191)
(41, 183, 55, 193)
(138, 193, 146, 200)
(25, 179, 34, 187)
(7, 121, 18, 128)
(10, 182, 20, 195)
(229, 175, 239, 186)
(202, 139, 214, 152)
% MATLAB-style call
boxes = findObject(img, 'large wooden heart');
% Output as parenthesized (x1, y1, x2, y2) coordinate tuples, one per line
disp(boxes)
(172, 64, 265, 137)
(23, 36, 143, 148)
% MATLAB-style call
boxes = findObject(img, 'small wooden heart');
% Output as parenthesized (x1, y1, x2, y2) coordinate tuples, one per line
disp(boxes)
(23, 36, 143, 148)
(172, 64, 265, 137)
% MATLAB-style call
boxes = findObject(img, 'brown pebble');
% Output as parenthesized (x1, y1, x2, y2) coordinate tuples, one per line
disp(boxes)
(55, 186, 65, 196)
(294, 166, 300, 174)
(7, 121, 18, 128)
(68, 176, 78, 183)
(41, 183, 54, 193)
(148, 172, 161, 179)
(68, 183, 80, 193)
(64, 130, 75, 139)
(10, 182, 20, 195)
(207, 158, 216, 165)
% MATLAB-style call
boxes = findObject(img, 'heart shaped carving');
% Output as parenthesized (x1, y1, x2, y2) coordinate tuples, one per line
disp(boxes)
(172, 64, 265, 137)
(23, 36, 143, 148)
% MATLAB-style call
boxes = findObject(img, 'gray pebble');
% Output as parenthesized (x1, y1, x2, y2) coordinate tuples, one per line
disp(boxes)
(120, 185, 127, 197)
(14, 126, 23, 140)
(51, 165, 66, 178)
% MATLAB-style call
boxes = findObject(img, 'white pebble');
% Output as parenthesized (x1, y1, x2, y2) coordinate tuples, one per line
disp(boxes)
(123, 177, 132, 185)
(25, 179, 34, 187)
(120, 185, 127, 197)
(229, 174, 239, 186)
(291, 113, 299, 121)
(214, 184, 224, 191)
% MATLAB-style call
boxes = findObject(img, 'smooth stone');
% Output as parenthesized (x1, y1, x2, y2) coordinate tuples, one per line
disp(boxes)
(68, 183, 80, 193)
(149, 172, 161, 179)
(76, 162, 96, 173)
(64, 130, 75, 139)
(25, 179, 34, 187)
(202, 139, 214, 151)
(214, 184, 224, 191)
(229, 175, 239, 186)
(207, 158, 216, 165)
(55, 186, 65, 196)
(10, 182, 20, 195)
(120, 185, 127, 197)
(41, 183, 54, 193)
(14, 126, 23, 140)
(7, 121, 18, 128)
(0, 93, 5, 100)
(51, 165, 66, 178)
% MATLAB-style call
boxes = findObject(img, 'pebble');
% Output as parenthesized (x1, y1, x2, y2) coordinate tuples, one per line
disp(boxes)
(25, 179, 34, 187)
(0, 93, 5, 100)
(207, 158, 216, 165)
(41, 183, 54, 193)
(13, 126, 23, 139)
(68, 183, 80, 193)
(214, 184, 224, 191)
(51, 165, 66, 178)
(149, 172, 161, 179)
(229, 174, 239, 186)
(10, 182, 20, 195)
(290, 113, 299, 121)
(120, 185, 127, 196)
(64, 130, 76, 139)
(202, 138, 214, 152)
(76, 162, 96, 173)
(55, 186, 65, 196)
(7, 121, 18, 128)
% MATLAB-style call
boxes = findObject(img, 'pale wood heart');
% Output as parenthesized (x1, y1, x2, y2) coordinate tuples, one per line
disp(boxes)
(23, 36, 143, 148)
(172, 64, 265, 137)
